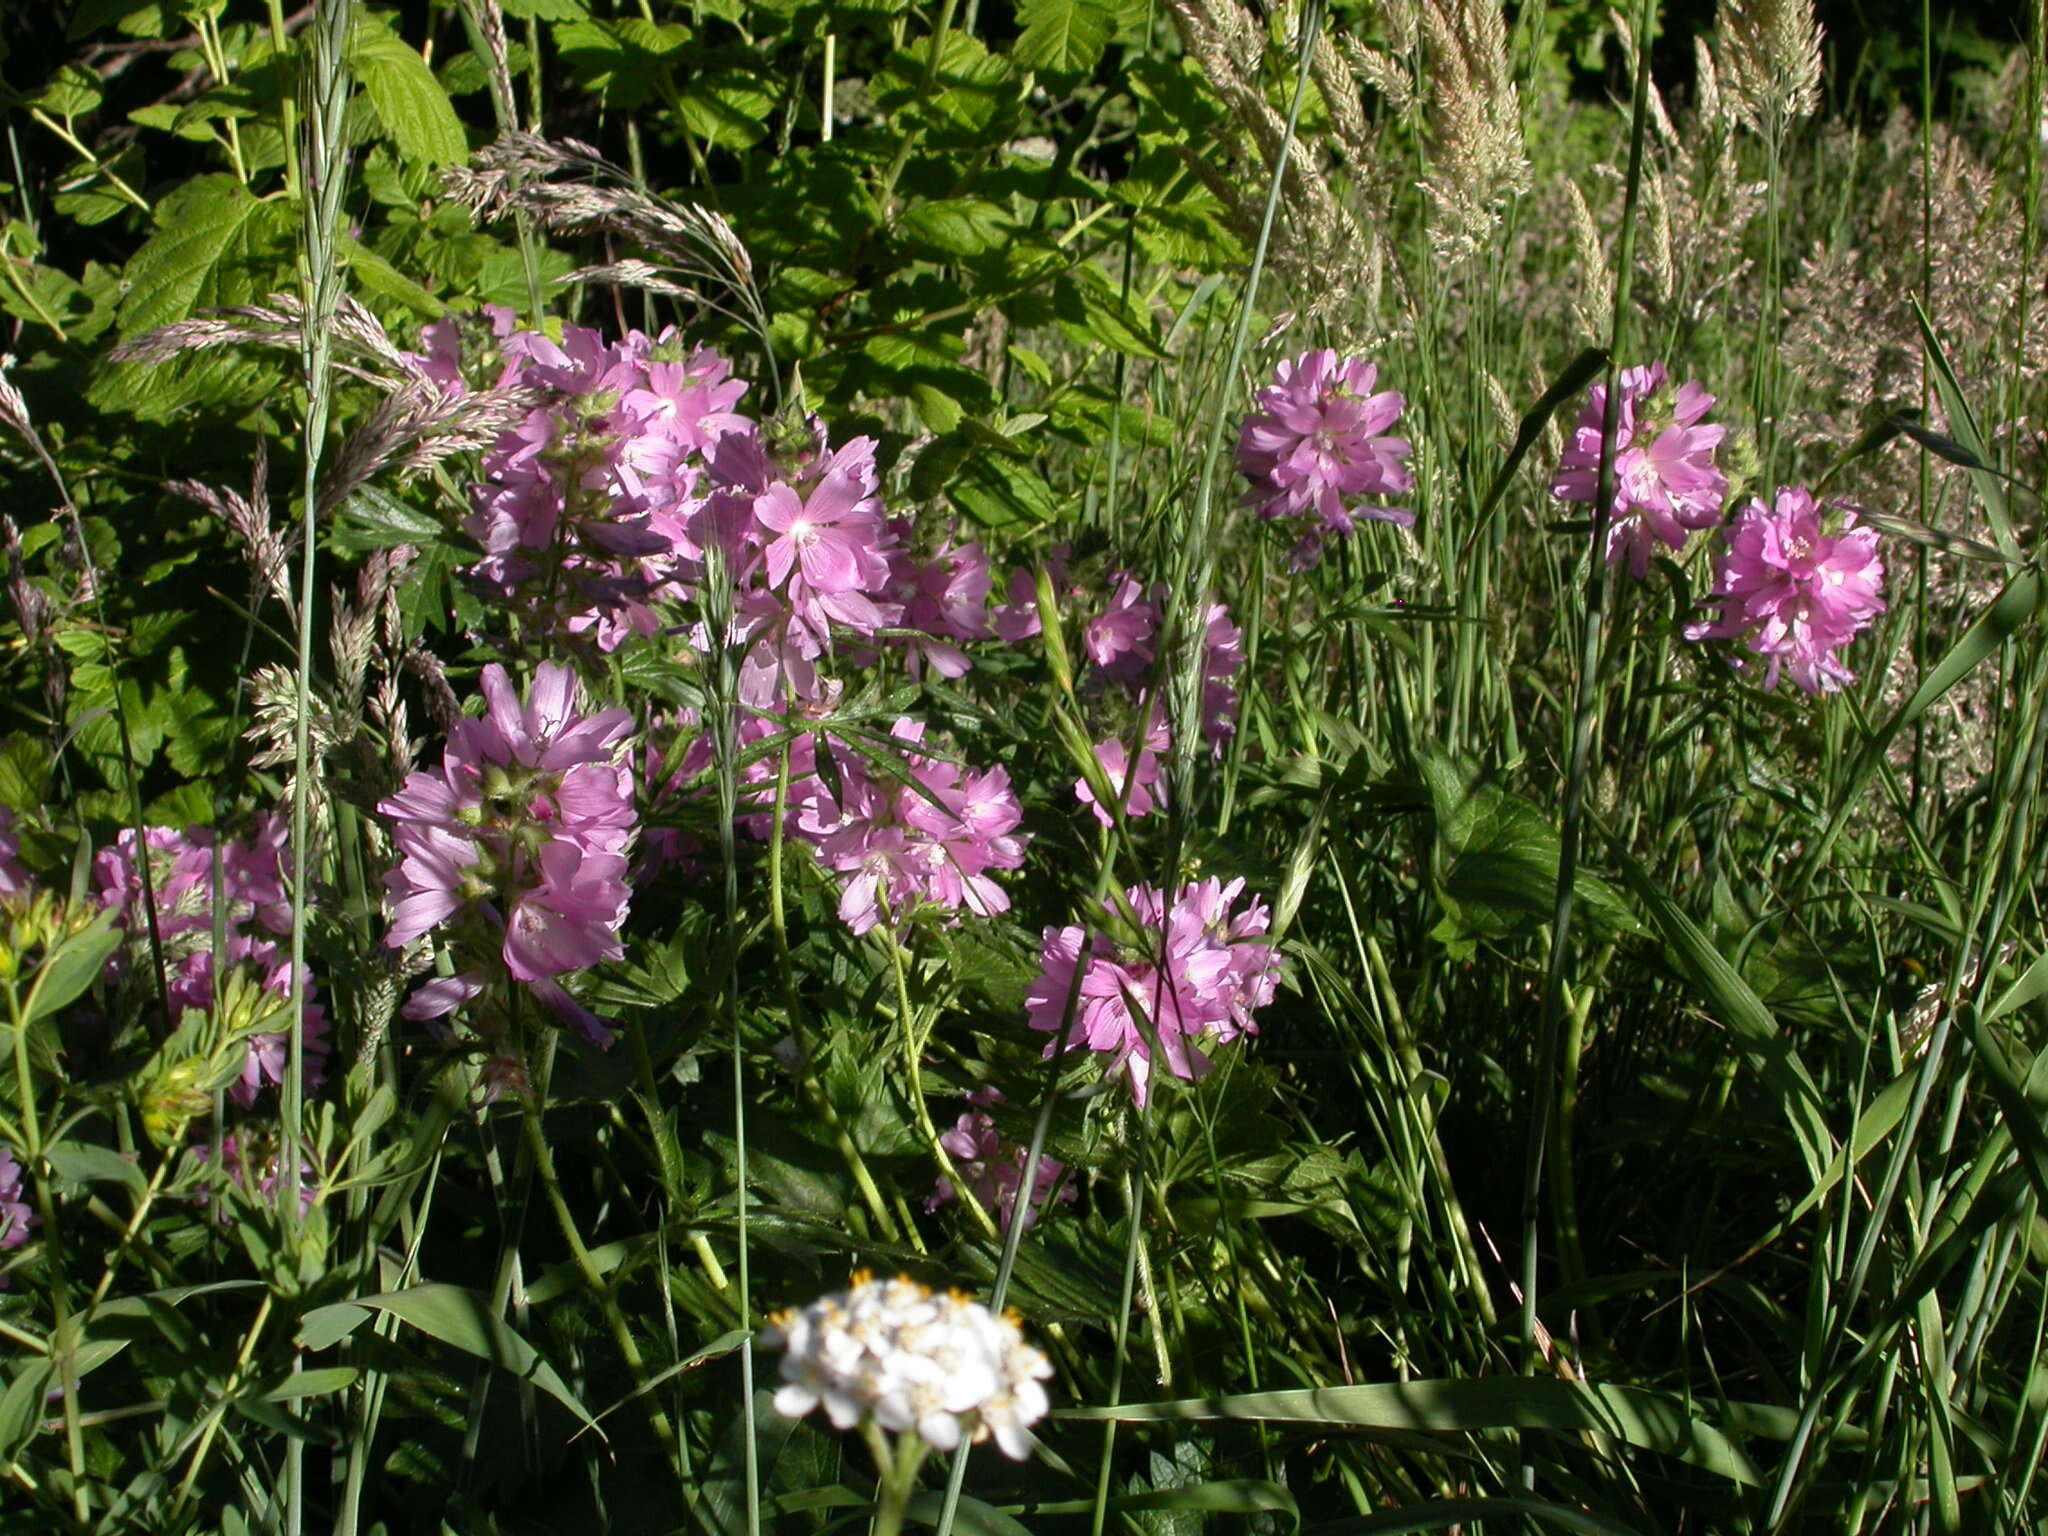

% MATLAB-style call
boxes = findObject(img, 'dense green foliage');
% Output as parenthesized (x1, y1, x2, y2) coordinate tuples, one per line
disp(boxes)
(1, 1, 2046, 1533)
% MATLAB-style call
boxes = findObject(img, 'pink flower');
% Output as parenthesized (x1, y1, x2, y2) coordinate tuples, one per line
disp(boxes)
(1084, 574, 1160, 685)
(0, 1146, 35, 1266)
(380, 662, 637, 1035)
(925, 1089, 1074, 1232)
(1685, 486, 1886, 694)
(1551, 363, 1728, 579)
(886, 533, 992, 678)
(1237, 350, 1414, 550)
(0, 808, 29, 898)
(809, 720, 1027, 936)
(1076, 709, 1169, 828)
(1025, 878, 1281, 1107)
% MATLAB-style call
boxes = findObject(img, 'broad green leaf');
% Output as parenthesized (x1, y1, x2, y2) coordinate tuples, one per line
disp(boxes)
(1419, 752, 1635, 956)
(113, 174, 292, 338)
(295, 1284, 600, 1433)
(24, 913, 122, 1027)
(1013, 0, 1115, 76)
(44, 1140, 146, 1196)
(1063, 1377, 1763, 1485)
(349, 17, 469, 167)
(900, 198, 1016, 259)
(948, 452, 1059, 530)
(554, 18, 692, 107)
(331, 486, 451, 554)
(678, 73, 775, 149)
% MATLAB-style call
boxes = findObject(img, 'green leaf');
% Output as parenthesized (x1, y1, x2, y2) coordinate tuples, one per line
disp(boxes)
(1063, 1378, 1763, 1485)
(24, 912, 122, 1026)
(554, 18, 692, 108)
(114, 174, 292, 339)
(331, 486, 451, 554)
(295, 1284, 601, 1433)
(678, 72, 775, 150)
(262, 1365, 360, 1401)
(349, 17, 469, 167)
(1012, 0, 1115, 76)
(899, 198, 1016, 259)
(1418, 752, 1634, 956)
(1609, 842, 1833, 1179)
(948, 452, 1059, 530)
(44, 1141, 146, 1196)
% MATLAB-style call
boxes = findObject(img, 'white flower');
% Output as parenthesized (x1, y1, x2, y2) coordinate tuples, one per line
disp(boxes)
(761, 1274, 1054, 1460)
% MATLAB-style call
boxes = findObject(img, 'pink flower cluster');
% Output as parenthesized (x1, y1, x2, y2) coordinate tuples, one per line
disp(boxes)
(1026, 877, 1280, 1106)
(1072, 579, 1244, 828)
(379, 661, 635, 1042)
(806, 720, 1027, 936)
(1552, 362, 1728, 579)
(1685, 486, 1886, 693)
(422, 316, 1000, 707)
(926, 1088, 1074, 1233)
(94, 816, 329, 1109)
(1237, 349, 1414, 566)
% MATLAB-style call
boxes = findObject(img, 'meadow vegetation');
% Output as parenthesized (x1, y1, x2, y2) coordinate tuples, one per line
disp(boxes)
(0, 0, 2044, 1530)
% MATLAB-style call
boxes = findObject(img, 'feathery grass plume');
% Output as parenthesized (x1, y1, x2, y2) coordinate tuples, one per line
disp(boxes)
(166, 442, 290, 613)
(444, 132, 771, 357)
(1716, 0, 1823, 133)
(1785, 120, 2027, 417)
(1415, 0, 1530, 263)
(1169, 0, 1395, 330)
(1564, 182, 1614, 347)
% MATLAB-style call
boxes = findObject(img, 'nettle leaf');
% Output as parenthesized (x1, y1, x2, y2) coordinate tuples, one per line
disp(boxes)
(1012, 0, 1115, 77)
(96, 174, 294, 417)
(349, 16, 469, 166)
(554, 18, 692, 108)
(114, 175, 291, 338)
(679, 72, 775, 149)
(1419, 750, 1637, 958)
(899, 197, 1015, 259)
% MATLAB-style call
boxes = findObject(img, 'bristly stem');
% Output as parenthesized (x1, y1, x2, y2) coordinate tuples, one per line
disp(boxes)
(1520, 0, 1654, 1492)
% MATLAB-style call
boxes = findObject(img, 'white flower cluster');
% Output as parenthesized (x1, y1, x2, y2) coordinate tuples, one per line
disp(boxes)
(762, 1273, 1054, 1459)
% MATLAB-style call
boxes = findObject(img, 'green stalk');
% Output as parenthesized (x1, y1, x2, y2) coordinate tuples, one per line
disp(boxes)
(287, 5, 356, 1531)
(1519, 0, 1654, 1489)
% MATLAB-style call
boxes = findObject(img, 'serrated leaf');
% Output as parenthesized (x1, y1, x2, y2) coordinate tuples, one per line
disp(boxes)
(348, 17, 469, 167)
(1013, 0, 1114, 75)
(331, 486, 451, 554)
(949, 452, 1058, 530)
(114, 174, 292, 338)
(900, 198, 1015, 259)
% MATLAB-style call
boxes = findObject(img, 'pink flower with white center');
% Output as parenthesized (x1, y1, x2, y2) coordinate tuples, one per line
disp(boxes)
(1685, 486, 1886, 694)
(1084, 574, 1160, 684)
(757, 467, 886, 596)
(379, 662, 636, 1042)
(1025, 878, 1281, 1107)
(1237, 350, 1414, 549)
(926, 1089, 1074, 1232)
(1551, 362, 1728, 579)
(809, 720, 1026, 936)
